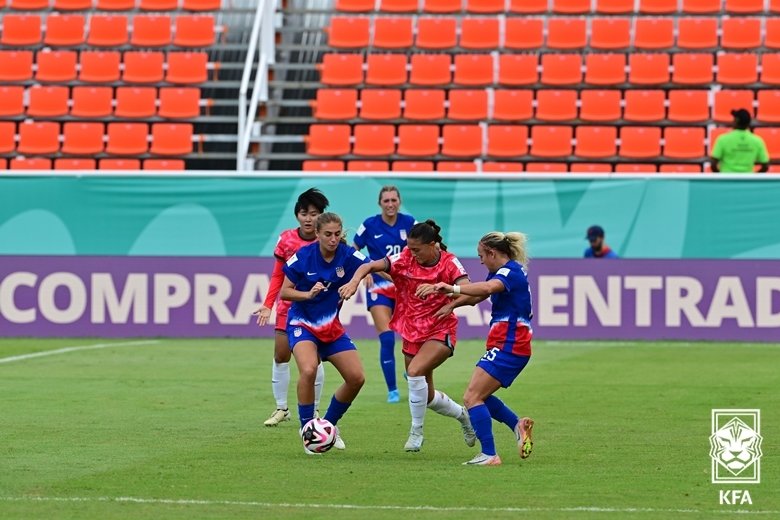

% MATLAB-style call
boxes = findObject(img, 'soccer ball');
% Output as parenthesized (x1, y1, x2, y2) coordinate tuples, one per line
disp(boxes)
(301, 418, 338, 453)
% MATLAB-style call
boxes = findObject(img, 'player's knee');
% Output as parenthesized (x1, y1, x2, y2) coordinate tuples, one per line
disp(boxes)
(406, 366, 424, 378)
(274, 350, 291, 363)
(347, 371, 365, 391)
(298, 364, 318, 382)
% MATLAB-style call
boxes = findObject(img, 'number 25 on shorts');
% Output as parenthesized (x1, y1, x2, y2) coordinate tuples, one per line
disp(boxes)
(481, 347, 499, 362)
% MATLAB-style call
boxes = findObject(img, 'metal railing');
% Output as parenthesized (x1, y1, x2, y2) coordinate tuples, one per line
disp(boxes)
(237, 0, 275, 170)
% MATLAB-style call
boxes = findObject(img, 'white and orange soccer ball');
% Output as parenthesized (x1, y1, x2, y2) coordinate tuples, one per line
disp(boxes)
(301, 418, 338, 453)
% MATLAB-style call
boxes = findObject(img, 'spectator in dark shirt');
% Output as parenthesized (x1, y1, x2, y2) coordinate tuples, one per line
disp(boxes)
(584, 225, 618, 259)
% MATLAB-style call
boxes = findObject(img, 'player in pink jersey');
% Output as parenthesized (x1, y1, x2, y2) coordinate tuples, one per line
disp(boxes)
(429, 231, 535, 466)
(253, 188, 330, 428)
(340, 220, 476, 452)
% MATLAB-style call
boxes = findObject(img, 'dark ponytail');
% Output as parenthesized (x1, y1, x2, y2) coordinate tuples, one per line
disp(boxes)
(408, 219, 447, 251)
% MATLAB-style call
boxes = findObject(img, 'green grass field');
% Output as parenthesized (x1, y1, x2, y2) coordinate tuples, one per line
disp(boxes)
(1, 338, 778, 520)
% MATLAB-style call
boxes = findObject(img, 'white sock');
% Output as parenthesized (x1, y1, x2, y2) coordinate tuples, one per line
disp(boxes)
(314, 362, 325, 409)
(407, 375, 428, 430)
(271, 361, 289, 410)
(428, 390, 467, 422)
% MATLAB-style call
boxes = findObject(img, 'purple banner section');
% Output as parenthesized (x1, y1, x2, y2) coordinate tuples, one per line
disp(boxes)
(0, 256, 779, 341)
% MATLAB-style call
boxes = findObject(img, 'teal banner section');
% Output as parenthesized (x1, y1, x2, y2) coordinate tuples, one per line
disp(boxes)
(1, 177, 779, 259)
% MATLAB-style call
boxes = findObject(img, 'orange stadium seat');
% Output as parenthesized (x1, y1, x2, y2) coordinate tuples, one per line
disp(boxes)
(721, 18, 761, 50)
(441, 125, 482, 157)
(628, 53, 670, 85)
(306, 124, 351, 156)
(392, 161, 434, 171)
(79, 51, 121, 83)
(466, 0, 504, 13)
(493, 90, 534, 121)
(623, 90, 665, 122)
(100, 159, 142, 169)
(575, 126, 617, 158)
(526, 162, 568, 173)
(380, 0, 417, 12)
(437, 162, 478, 172)
(141, 0, 179, 9)
(303, 160, 345, 171)
(166, 52, 208, 84)
(326, 17, 370, 49)
(416, 17, 457, 49)
(547, 18, 586, 50)
(530, 125, 573, 157)
(590, 18, 631, 50)
(771, 0, 780, 14)
(18, 121, 60, 155)
(352, 124, 396, 156)
(579, 90, 622, 121)
(487, 125, 528, 157)
(571, 163, 612, 173)
(634, 18, 674, 50)
(359, 89, 402, 120)
(11, 158, 52, 170)
(0, 122, 16, 153)
(672, 53, 713, 85)
(508, 0, 547, 13)
(87, 15, 129, 47)
(541, 54, 582, 85)
(55, 159, 98, 170)
(55, 0, 93, 8)
(552, 0, 591, 14)
(27, 85, 69, 117)
(373, 17, 413, 49)
(716, 54, 759, 85)
(1, 15, 42, 46)
(174, 16, 215, 47)
(659, 164, 702, 173)
(664, 127, 706, 158)
(348, 161, 390, 171)
(0, 50, 33, 81)
(483, 162, 524, 173)
(145, 159, 185, 169)
(453, 54, 493, 86)
(410, 55, 451, 85)
(619, 127, 662, 158)
(336, 0, 374, 11)
(766, 19, 780, 50)
(182, 0, 221, 10)
(44, 15, 86, 46)
(498, 55, 538, 85)
(0, 86, 24, 117)
(396, 125, 439, 156)
(106, 123, 149, 155)
(115, 87, 157, 118)
(97, 0, 135, 9)
(404, 89, 446, 120)
(365, 54, 407, 85)
(36, 50, 78, 82)
(132, 15, 173, 47)
(713, 90, 755, 123)
(61, 122, 105, 155)
(423, 0, 461, 13)
(448, 90, 488, 120)
(677, 17, 718, 50)
(158, 87, 201, 119)
(460, 18, 499, 50)
(151, 123, 193, 155)
(312, 89, 358, 120)
(596, 0, 635, 13)
(667, 90, 709, 122)
(760, 54, 780, 85)
(123, 51, 165, 83)
(71, 86, 113, 118)
(536, 90, 578, 121)
(585, 54, 626, 85)
(681, 0, 720, 14)
(708, 127, 729, 155)
(10, 0, 49, 9)
(757, 91, 780, 123)
(755, 128, 780, 157)
(639, 0, 677, 13)
(725, 0, 763, 13)
(320, 54, 364, 86)
(615, 163, 657, 173)
(504, 18, 543, 50)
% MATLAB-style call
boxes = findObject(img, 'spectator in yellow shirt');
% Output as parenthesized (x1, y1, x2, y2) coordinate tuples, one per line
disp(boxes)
(711, 109, 770, 173)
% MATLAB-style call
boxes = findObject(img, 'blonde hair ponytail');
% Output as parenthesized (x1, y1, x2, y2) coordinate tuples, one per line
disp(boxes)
(480, 231, 529, 267)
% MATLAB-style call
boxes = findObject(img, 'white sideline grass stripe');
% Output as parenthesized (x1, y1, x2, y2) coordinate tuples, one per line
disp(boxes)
(0, 496, 777, 515)
(0, 340, 159, 364)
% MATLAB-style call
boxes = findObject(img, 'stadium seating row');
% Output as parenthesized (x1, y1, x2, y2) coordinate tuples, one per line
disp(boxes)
(0, 50, 208, 83)
(0, 13, 215, 47)
(319, 52, 780, 87)
(312, 88, 780, 124)
(0, 157, 184, 169)
(0, 85, 201, 118)
(0, 121, 193, 155)
(327, 16, 780, 51)
(0, 0, 218, 10)
(305, 124, 780, 159)
(336, 0, 780, 15)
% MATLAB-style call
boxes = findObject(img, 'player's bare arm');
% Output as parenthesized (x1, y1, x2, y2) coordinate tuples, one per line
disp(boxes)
(338, 258, 389, 300)
(252, 305, 273, 326)
(280, 277, 327, 301)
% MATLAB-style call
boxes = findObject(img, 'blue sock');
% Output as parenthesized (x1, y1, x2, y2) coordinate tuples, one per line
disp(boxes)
(298, 403, 315, 429)
(379, 331, 397, 392)
(323, 395, 351, 426)
(468, 404, 496, 456)
(485, 395, 519, 432)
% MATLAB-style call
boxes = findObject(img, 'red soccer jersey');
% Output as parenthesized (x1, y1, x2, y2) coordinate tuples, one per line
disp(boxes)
(388, 248, 469, 342)
(265, 228, 317, 316)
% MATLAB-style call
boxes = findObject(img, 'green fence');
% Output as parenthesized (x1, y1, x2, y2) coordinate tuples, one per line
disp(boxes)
(1, 176, 779, 258)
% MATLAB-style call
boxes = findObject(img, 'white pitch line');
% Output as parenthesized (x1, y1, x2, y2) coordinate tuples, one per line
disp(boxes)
(0, 340, 160, 365)
(0, 496, 777, 515)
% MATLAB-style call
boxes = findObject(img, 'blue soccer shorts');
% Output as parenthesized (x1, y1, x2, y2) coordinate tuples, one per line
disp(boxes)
(288, 326, 357, 361)
(476, 347, 530, 388)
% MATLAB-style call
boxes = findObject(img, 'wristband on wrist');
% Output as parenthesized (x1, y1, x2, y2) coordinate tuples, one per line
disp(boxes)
(453, 285, 461, 295)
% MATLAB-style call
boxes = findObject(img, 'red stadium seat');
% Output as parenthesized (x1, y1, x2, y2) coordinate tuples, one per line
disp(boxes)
(144, 159, 186, 170)
(575, 126, 618, 158)
(441, 125, 482, 157)
(508, 0, 547, 13)
(579, 90, 622, 122)
(71, 86, 113, 118)
(677, 17, 718, 50)
(717, 54, 759, 86)
(365, 54, 407, 86)
(150, 124, 193, 156)
(571, 163, 613, 173)
(596, 0, 634, 13)
(10, 0, 49, 9)
(0, 50, 33, 81)
(61, 122, 105, 155)
(166, 52, 209, 84)
(487, 125, 528, 157)
(97, 0, 135, 10)
(725, 0, 764, 13)
(306, 124, 351, 156)
(681, 0, 720, 13)
(761, 54, 780, 85)
(336, 0, 374, 11)
(493, 90, 534, 121)
(619, 127, 662, 158)
(380, 0, 417, 12)
(590, 18, 631, 50)
(423, 0, 460, 12)
(668, 90, 709, 122)
(302, 160, 345, 171)
(672, 53, 714, 85)
(410, 55, 451, 86)
(447, 90, 488, 121)
(44, 15, 86, 47)
(615, 163, 657, 173)
(123, 51, 165, 83)
(326, 17, 370, 49)
(437, 162, 478, 172)
(766, 19, 780, 50)
(498, 55, 538, 86)
(628, 53, 670, 85)
(347, 161, 390, 171)
(35, 50, 78, 82)
(530, 126, 573, 157)
(482, 162, 524, 173)
(552, 0, 591, 13)
(359, 89, 402, 120)
(115, 87, 158, 118)
(396, 125, 440, 156)
(55, 0, 95, 8)
(536, 90, 578, 121)
(0, 86, 24, 117)
(132, 15, 173, 47)
(87, 15, 129, 47)
(319, 54, 364, 86)
(416, 17, 457, 49)
(584, 54, 626, 85)
(100, 159, 142, 170)
(404, 89, 446, 120)
(466, 0, 504, 13)
(27, 85, 69, 117)
(10, 158, 52, 170)
(173, 16, 216, 47)
(311, 89, 358, 120)
(392, 161, 434, 171)
(1, 15, 42, 46)
(504, 18, 543, 50)
(460, 18, 499, 50)
(55, 159, 98, 170)
(373, 17, 413, 49)
(713, 90, 755, 123)
(182, 0, 222, 11)
(541, 54, 582, 86)
(659, 164, 702, 173)
(453, 54, 493, 86)
(526, 162, 568, 173)
(634, 18, 674, 50)
(79, 51, 121, 83)
(754, 128, 780, 157)
(0, 122, 16, 153)
(624, 90, 666, 122)
(547, 18, 586, 50)
(352, 124, 396, 156)
(664, 127, 706, 158)
(158, 87, 201, 119)
(757, 91, 780, 123)
(639, 0, 677, 13)
(721, 18, 762, 50)
(106, 123, 149, 155)
(18, 121, 60, 155)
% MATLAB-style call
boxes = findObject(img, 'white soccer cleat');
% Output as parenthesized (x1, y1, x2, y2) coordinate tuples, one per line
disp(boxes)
(463, 452, 502, 466)
(515, 417, 534, 459)
(460, 406, 477, 447)
(333, 434, 345, 450)
(264, 408, 290, 427)
(404, 427, 424, 452)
